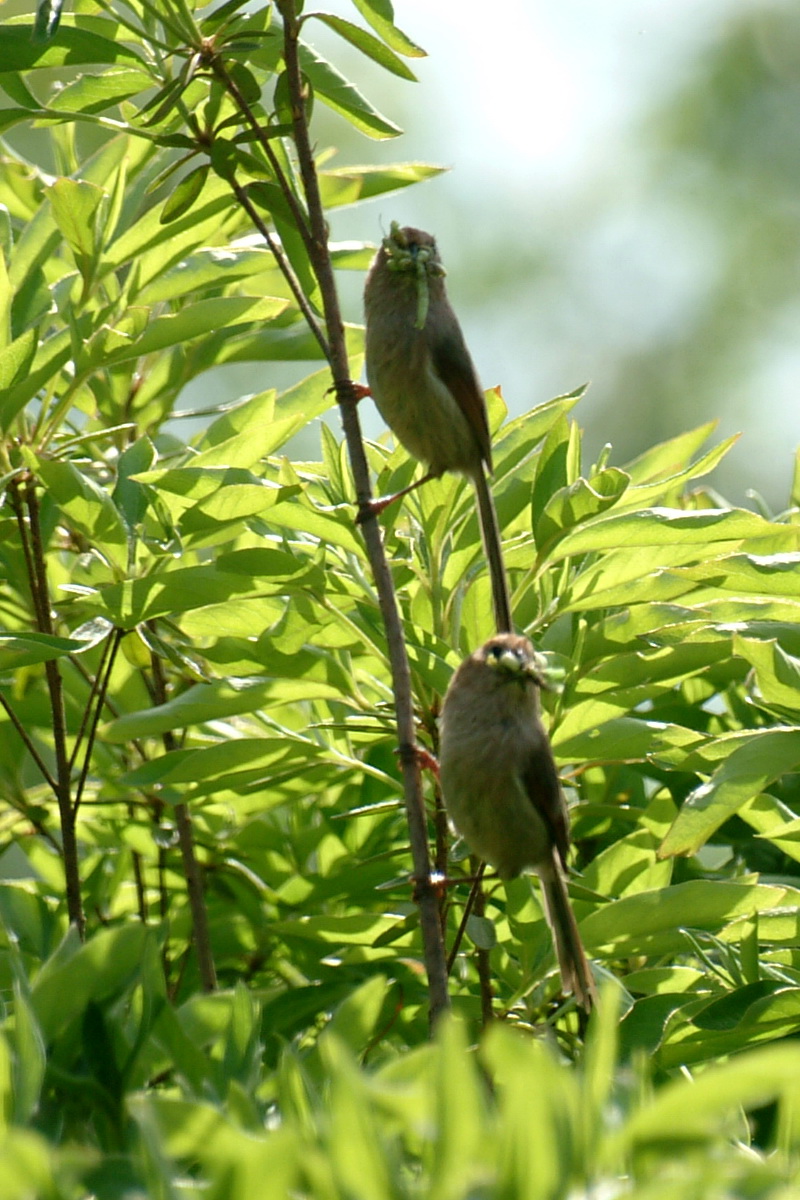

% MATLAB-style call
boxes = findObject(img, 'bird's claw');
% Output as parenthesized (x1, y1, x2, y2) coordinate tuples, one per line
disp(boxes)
(355, 494, 394, 525)
(327, 379, 371, 403)
(395, 742, 440, 779)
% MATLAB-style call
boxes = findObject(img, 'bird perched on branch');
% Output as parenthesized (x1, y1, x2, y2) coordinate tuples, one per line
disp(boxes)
(439, 633, 596, 1011)
(363, 223, 512, 634)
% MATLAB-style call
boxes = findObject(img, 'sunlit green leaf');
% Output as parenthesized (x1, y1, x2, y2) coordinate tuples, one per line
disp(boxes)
(298, 41, 402, 139)
(48, 66, 153, 112)
(660, 728, 800, 857)
(160, 165, 210, 225)
(319, 162, 445, 207)
(310, 14, 417, 80)
(0, 23, 143, 71)
(349, 0, 426, 57)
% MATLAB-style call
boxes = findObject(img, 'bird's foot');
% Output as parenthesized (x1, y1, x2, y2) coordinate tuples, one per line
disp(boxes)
(356, 470, 435, 525)
(355, 494, 394, 525)
(395, 742, 440, 779)
(328, 379, 371, 403)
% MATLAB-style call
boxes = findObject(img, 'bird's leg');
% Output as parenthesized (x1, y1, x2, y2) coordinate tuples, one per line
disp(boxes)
(356, 470, 437, 524)
(394, 742, 440, 779)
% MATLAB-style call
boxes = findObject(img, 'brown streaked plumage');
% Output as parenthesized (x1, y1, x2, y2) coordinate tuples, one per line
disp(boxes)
(364, 225, 512, 634)
(439, 633, 596, 1010)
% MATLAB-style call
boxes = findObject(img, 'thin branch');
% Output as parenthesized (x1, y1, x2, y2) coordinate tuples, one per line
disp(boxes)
(0, 779, 61, 851)
(226, 173, 329, 357)
(72, 627, 124, 816)
(446, 863, 486, 975)
(473, 881, 494, 1026)
(24, 479, 84, 936)
(174, 801, 217, 991)
(131, 832, 149, 923)
(150, 647, 217, 992)
(8, 478, 48, 631)
(0, 691, 59, 794)
(206, 53, 315, 257)
(68, 632, 114, 775)
(276, 0, 450, 1024)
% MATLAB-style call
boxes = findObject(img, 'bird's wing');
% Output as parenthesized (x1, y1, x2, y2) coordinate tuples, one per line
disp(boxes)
(519, 742, 570, 869)
(430, 323, 493, 471)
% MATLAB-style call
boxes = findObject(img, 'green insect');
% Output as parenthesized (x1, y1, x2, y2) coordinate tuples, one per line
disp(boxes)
(382, 221, 446, 330)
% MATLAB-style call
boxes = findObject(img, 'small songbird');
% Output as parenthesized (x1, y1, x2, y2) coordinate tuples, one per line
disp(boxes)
(363, 223, 512, 634)
(439, 633, 596, 1010)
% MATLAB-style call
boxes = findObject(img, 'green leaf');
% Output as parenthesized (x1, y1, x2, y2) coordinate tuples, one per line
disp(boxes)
(298, 41, 402, 139)
(0, 631, 100, 671)
(0, 72, 41, 110)
(531, 413, 570, 543)
(36, 457, 129, 569)
(273, 914, 406, 946)
(535, 467, 630, 549)
(581, 880, 797, 958)
(552, 715, 699, 764)
(104, 176, 238, 273)
(137, 246, 276, 304)
(121, 736, 312, 787)
(259, 497, 364, 555)
(193, 415, 304, 467)
(482, 1024, 576, 1200)
(160, 165, 210, 225)
(100, 296, 288, 364)
(44, 177, 104, 283)
(619, 434, 739, 511)
(733, 632, 800, 714)
(620, 1044, 800, 1147)
(93, 550, 316, 626)
(680, 551, 800, 597)
(349, 0, 426, 57)
(48, 66, 153, 112)
(0, 24, 143, 72)
(310, 14, 417, 80)
(193, 388, 277, 455)
(624, 422, 718, 484)
(659, 729, 800, 857)
(113, 436, 156, 529)
(10, 983, 46, 1125)
(130, 466, 291, 521)
(319, 162, 445, 207)
(31, 925, 150, 1041)
(551, 507, 787, 563)
(34, 0, 63, 43)
(0, 328, 37, 391)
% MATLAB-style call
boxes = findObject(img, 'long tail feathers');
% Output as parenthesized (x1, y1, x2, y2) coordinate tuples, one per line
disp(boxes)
(540, 860, 597, 1012)
(474, 469, 513, 634)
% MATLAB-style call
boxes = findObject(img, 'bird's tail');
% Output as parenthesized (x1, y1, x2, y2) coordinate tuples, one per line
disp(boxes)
(540, 857, 596, 1012)
(474, 468, 513, 634)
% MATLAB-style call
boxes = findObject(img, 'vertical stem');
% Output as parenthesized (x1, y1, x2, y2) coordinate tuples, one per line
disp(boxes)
(276, 0, 450, 1024)
(130, 803, 149, 923)
(13, 479, 85, 936)
(174, 801, 217, 991)
(72, 627, 124, 815)
(473, 883, 494, 1026)
(150, 648, 217, 992)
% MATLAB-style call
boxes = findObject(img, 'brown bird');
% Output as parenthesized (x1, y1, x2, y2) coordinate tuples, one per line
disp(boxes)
(438, 633, 596, 1010)
(363, 223, 512, 634)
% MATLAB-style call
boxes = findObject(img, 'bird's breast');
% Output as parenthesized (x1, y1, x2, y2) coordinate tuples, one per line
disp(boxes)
(365, 319, 481, 477)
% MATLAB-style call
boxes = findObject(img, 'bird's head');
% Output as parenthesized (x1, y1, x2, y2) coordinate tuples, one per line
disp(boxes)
(482, 635, 549, 689)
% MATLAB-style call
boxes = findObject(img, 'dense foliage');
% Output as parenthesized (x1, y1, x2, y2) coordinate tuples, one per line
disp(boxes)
(2, 1, 800, 1195)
